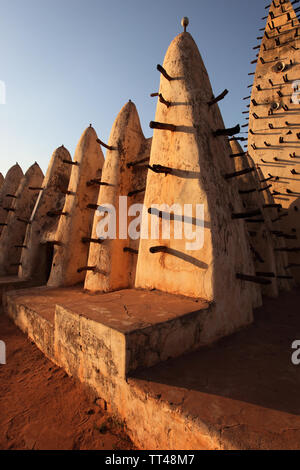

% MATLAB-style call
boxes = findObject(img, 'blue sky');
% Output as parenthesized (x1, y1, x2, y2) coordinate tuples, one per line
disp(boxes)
(0, 0, 270, 176)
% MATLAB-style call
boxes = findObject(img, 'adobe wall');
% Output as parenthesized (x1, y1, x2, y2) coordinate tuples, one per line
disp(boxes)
(85, 101, 151, 292)
(0, 163, 44, 275)
(248, 0, 300, 283)
(135, 32, 260, 343)
(47, 126, 104, 287)
(230, 139, 279, 297)
(19, 146, 72, 284)
(0, 164, 23, 236)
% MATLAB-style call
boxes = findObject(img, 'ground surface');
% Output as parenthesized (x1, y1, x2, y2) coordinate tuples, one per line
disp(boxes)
(132, 289, 300, 449)
(0, 313, 136, 450)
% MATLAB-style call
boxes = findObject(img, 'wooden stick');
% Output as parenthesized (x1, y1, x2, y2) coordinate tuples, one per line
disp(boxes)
(96, 138, 117, 151)
(157, 64, 173, 81)
(224, 167, 255, 180)
(232, 209, 262, 220)
(207, 89, 229, 106)
(236, 273, 272, 285)
(213, 124, 240, 137)
(149, 121, 176, 132)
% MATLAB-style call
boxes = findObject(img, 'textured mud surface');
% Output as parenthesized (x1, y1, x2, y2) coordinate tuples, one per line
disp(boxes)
(0, 313, 136, 450)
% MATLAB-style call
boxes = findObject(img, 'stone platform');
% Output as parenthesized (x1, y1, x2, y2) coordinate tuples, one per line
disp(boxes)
(0, 276, 38, 303)
(4, 286, 210, 377)
(3, 286, 300, 450)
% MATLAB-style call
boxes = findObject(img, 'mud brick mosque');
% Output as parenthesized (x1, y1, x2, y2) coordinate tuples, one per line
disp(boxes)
(1, 1, 300, 450)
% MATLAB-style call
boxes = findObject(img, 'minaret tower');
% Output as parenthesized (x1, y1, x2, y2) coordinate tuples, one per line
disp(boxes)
(248, 0, 300, 283)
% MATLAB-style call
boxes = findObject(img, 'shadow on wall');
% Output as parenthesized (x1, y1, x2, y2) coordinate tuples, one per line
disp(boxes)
(287, 196, 300, 285)
(30, 242, 54, 285)
(44, 242, 54, 284)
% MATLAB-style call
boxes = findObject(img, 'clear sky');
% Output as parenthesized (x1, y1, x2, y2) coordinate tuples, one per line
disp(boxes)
(0, 0, 273, 176)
